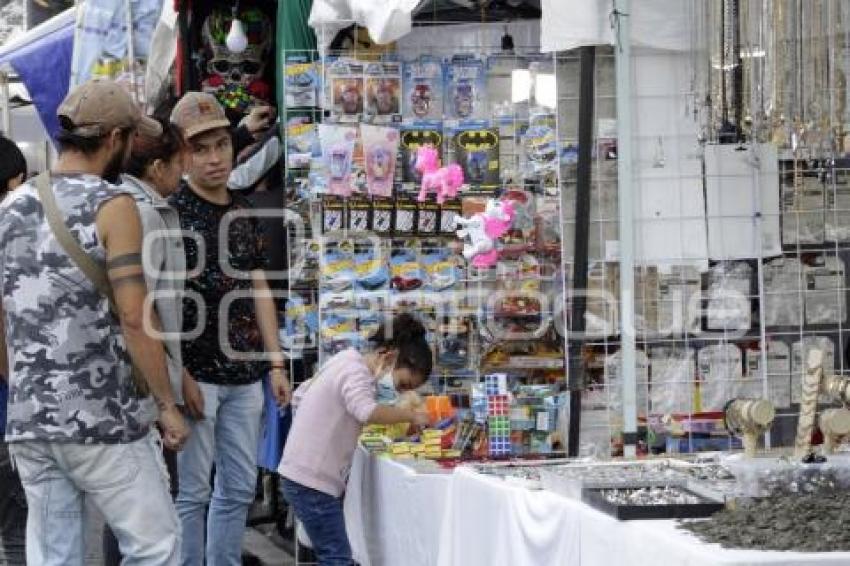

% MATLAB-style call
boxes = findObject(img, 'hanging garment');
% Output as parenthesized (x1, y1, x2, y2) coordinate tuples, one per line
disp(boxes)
(71, 0, 162, 86)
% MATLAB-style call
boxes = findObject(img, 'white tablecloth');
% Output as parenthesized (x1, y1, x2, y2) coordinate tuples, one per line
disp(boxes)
(437, 467, 580, 566)
(346, 454, 850, 566)
(345, 448, 452, 566)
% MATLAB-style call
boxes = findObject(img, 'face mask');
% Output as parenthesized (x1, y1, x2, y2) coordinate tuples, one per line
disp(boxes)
(375, 368, 398, 405)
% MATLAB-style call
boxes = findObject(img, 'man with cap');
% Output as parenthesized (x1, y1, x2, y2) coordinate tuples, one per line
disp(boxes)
(169, 92, 291, 566)
(0, 79, 189, 565)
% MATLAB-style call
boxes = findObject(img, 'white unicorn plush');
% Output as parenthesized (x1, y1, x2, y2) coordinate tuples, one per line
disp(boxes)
(454, 199, 515, 268)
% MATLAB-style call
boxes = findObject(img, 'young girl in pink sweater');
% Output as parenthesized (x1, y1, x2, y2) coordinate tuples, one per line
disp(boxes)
(278, 313, 432, 565)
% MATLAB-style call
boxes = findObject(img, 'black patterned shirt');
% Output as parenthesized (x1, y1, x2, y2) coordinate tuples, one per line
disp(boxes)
(170, 182, 269, 385)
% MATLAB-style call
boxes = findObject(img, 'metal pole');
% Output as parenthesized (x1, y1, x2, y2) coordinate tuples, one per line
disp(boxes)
(124, 0, 139, 103)
(70, 1, 85, 87)
(566, 46, 596, 458)
(614, 0, 638, 458)
(0, 71, 10, 137)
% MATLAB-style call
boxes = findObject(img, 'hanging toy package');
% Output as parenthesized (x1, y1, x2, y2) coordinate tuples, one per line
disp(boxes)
(364, 62, 402, 122)
(284, 55, 319, 108)
(282, 294, 318, 352)
(321, 195, 346, 232)
(417, 201, 440, 235)
(320, 247, 355, 292)
(354, 248, 390, 291)
(403, 56, 445, 121)
(390, 249, 425, 293)
(399, 123, 443, 190)
(286, 117, 318, 170)
(319, 124, 357, 197)
(371, 198, 395, 235)
(446, 56, 487, 121)
(347, 197, 372, 232)
(327, 59, 365, 120)
(361, 124, 400, 198)
(421, 247, 460, 292)
(451, 124, 500, 193)
(521, 110, 558, 180)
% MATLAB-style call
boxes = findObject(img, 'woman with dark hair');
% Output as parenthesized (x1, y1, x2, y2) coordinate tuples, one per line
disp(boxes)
(0, 135, 27, 564)
(0, 135, 27, 196)
(102, 121, 188, 566)
(120, 120, 188, 463)
(278, 313, 433, 565)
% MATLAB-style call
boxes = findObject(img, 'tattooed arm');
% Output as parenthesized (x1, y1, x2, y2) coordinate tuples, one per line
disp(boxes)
(96, 195, 188, 449)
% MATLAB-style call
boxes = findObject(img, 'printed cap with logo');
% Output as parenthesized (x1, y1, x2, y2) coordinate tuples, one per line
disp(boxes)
(57, 79, 161, 138)
(170, 92, 231, 139)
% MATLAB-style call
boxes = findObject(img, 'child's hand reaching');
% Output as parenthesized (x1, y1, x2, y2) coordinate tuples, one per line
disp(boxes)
(409, 407, 430, 427)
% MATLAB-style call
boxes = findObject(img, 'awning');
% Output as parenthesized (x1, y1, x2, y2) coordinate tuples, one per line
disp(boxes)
(0, 7, 75, 143)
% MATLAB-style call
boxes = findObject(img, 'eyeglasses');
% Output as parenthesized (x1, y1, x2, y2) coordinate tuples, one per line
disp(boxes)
(208, 59, 262, 76)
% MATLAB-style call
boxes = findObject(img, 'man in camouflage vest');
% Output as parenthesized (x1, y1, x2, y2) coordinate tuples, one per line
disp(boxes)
(0, 80, 189, 566)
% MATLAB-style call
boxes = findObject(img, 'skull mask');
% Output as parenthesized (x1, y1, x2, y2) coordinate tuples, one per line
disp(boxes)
(201, 7, 271, 96)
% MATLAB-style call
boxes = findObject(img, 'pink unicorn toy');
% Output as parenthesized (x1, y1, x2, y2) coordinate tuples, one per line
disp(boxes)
(455, 199, 515, 268)
(415, 145, 464, 204)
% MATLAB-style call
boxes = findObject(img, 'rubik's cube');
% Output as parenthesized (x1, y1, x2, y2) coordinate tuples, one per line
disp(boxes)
(487, 394, 509, 416)
(485, 374, 507, 396)
(488, 415, 511, 456)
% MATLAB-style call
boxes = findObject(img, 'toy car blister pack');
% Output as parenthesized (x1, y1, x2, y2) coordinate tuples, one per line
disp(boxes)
(284, 55, 319, 107)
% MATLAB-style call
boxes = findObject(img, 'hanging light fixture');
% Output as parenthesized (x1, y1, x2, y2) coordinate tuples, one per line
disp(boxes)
(226, 3, 248, 54)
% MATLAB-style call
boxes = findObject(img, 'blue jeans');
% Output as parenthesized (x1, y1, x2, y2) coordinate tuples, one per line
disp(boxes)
(176, 381, 264, 566)
(8, 430, 179, 566)
(280, 478, 352, 566)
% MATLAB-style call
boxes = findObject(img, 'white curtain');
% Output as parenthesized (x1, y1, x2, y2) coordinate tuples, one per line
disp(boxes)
(309, 0, 423, 55)
(541, 0, 693, 53)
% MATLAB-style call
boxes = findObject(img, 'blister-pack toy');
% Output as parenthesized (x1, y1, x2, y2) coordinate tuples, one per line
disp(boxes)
(327, 59, 364, 119)
(284, 56, 318, 108)
(446, 56, 487, 120)
(318, 124, 357, 196)
(364, 62, 402, 121)
(361, 124, 399, 197)
(403, 56, 445, 121)
(451, 124, 500, 192)
(390, 249, 425, 293)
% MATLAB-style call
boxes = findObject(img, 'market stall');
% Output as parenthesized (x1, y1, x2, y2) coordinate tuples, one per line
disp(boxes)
(287, 0, 850, 563)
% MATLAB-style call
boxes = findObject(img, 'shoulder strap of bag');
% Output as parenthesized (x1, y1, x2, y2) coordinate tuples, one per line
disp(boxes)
(35, 172, 115, 306)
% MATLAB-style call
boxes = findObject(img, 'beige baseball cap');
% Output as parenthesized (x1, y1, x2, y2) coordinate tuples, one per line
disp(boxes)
(170, 92, 231, 140)
(57, 79, 161, 138)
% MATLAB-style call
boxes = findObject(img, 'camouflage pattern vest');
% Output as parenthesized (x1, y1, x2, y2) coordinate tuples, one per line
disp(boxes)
(0, 173, 153, 443)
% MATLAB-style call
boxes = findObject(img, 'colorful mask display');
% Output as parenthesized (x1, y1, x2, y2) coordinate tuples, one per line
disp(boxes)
(201, 6, 272, 110)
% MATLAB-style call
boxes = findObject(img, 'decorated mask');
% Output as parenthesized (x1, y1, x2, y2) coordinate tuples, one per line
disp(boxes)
(201, 7, 272, 108)
(411, 83, 432, 118)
